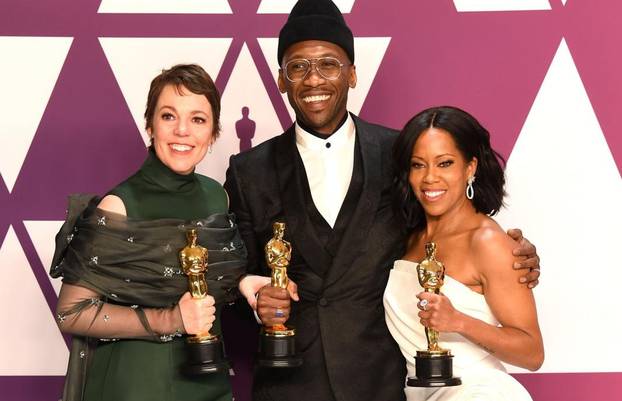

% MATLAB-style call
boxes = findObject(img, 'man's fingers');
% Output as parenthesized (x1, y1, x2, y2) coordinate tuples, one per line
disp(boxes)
(513, 245, 536, 257)
(519, 269, 541, 285)
(257, 305, 291, 324)
(507, 228, 523, 241)
(257, 297, 291, 309)
(514, 255, 540, 270)
(258, 286, 290, 300)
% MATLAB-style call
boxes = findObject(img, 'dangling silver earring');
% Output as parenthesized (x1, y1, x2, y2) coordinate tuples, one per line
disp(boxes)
(466, 176, 475, 200)
(208, 144, 213, 154)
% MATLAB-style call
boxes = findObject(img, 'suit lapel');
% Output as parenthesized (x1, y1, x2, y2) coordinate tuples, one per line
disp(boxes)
(274, 127, 333, 278)
(324, 117, 383, 288)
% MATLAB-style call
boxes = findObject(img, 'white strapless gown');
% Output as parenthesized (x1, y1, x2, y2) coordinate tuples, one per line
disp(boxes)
(383, 260, 533, 401)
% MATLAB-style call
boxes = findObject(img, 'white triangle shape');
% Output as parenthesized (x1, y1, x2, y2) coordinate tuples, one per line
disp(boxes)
(496, 39, 622, 373)
(98, 0, 232, 14)
(100, 37, 233, 146)
(196, 44, 282, 183)
(257, 0, 355, 13)
(453, 0, 550, 12)
(257, 37, 391, 122)
(561, 0, 568, 5)
(0, 36, 73, 192)
(24, 220, 65, 296)
(0, 226, 69, 375)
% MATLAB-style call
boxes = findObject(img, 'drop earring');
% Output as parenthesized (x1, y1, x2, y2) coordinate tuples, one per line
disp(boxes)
(466, 176, 475, 200)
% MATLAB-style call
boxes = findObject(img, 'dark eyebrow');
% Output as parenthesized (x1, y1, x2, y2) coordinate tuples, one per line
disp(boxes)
(410, 153, 457, 160)
(158, 106, 207, 116)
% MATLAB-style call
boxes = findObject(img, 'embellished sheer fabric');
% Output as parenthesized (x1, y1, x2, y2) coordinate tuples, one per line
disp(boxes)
(55, 284, 184, 341)
(50, 194, 246, 401)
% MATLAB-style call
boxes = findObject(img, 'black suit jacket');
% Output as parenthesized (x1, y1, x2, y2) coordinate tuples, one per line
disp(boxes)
(224, 115, 406, 401)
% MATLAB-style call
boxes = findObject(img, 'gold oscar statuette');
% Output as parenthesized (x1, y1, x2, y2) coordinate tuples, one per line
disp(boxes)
(257, 222, 303, 368)
(408, 242, 461, 387)
(178, 228, 227, 375)
(264, 221, 294, 335)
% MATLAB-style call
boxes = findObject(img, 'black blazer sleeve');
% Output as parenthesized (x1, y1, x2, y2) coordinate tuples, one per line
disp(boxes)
(224, 154, 265, 277)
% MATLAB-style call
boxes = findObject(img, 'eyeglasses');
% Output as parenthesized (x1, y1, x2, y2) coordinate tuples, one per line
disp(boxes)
(283, 57, 345, 82)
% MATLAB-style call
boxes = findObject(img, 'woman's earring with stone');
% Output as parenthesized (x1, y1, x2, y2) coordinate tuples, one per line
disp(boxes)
(208, 144, 213, 154)
(466, 176, 475, 200)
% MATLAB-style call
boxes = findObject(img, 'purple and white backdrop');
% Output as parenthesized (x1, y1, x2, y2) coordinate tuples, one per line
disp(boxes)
(1, 1, 621, 400)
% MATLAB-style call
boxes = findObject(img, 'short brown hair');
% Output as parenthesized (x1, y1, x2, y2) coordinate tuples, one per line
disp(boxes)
(144, 64, 221, 138)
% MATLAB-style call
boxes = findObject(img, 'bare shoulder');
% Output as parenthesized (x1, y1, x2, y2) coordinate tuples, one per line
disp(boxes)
(470, 218, 518, 275)
(97, 195, 127, 216)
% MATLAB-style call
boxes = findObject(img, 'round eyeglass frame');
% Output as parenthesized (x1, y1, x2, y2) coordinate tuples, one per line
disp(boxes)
(283, 57, 345, 83)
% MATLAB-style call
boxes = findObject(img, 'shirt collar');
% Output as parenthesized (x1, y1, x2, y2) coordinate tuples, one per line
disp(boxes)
(295, 113, 355, 151)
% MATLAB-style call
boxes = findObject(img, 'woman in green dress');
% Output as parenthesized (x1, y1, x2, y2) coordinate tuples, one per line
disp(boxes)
(51, 64, 266, 401)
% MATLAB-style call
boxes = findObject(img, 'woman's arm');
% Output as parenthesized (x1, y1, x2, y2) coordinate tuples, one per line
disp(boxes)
(55, 283, 190, 339)
(54, 195, 217, 340)
(417, 228, 544, 371)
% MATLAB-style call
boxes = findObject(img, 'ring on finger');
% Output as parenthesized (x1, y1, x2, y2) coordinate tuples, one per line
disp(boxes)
(275, 308, 285, 318)
(419, 299, 429, 311)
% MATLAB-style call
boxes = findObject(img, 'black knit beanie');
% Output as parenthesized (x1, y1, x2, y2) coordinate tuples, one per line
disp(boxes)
(277, 0, 355, 65)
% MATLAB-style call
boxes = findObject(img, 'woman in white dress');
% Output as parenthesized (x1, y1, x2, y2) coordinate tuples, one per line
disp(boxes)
(384, 106, 543, 401)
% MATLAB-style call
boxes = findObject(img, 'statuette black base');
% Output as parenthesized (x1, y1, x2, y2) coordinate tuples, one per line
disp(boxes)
(183, 337, 229, 376)
(257, 332, 303, 368)
(407, 352, 461, 387)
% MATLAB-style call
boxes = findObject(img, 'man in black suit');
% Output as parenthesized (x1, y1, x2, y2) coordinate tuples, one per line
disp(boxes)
(224, 1, 541, 400)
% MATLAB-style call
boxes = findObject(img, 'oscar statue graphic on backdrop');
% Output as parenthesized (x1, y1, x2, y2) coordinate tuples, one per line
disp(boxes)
(179, 228, 228, 375)
(408, 242, 461, 387)
(257, 222, 303, 368)
(236, 106, 255, 153)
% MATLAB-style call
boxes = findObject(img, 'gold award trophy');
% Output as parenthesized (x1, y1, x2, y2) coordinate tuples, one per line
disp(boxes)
(179, 228, 228, 375)
(407, 242, 461, 387)
(257, 222, 303, 368)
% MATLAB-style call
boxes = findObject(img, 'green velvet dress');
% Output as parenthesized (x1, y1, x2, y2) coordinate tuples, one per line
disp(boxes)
(72, 149, 236, 401)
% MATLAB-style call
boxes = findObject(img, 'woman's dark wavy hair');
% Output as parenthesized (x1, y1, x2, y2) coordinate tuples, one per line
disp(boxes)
(392, 106, 506, 232)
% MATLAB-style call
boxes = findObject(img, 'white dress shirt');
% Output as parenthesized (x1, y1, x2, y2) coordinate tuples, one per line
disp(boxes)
(295, 114, 356, 228)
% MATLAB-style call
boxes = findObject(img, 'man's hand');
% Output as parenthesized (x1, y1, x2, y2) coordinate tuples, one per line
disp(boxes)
(256, 282, 299, 326)
(507, 228, 541, 289)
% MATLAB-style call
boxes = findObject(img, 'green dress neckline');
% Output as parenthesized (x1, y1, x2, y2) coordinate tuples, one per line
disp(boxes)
(140, 147, 197, 193)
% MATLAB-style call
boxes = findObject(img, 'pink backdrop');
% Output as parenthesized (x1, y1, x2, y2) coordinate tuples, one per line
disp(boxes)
(1, 1, 620, 400)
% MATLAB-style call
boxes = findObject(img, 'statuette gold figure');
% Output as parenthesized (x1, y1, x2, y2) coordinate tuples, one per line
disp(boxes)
(264, 222, 294, 335)
(180, 229, 210, 302)
(257, 222, 302, 368)
(416, 242, 446, 352)
(408, 242, 461, 387)
(178, 228, 227, 374)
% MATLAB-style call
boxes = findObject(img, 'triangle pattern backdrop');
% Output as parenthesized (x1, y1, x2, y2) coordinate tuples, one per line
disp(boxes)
(452, 0, 551, 12)
(24, 220, 65, 296)
(0, 227, 69, 375)
(198, 43, 283, 184)
(0, 37, 73, 193)
(496, 38, 622, 373)
(98, 0, 232, 14)
(99, 37, 233, 146)
(257, 0, 356, 14)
